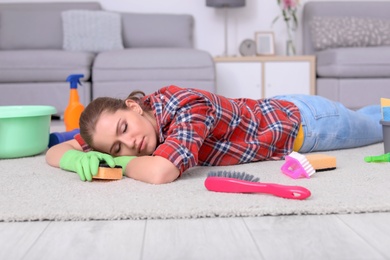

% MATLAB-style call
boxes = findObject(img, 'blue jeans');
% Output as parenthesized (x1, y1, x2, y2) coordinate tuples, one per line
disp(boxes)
(274, 95, 383, 152)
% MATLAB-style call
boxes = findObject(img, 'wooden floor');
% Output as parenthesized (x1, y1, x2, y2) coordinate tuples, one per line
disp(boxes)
(1, 212, 389, 260)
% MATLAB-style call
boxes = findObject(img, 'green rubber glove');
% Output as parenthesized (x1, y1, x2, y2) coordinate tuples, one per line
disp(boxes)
(113, 156, 136, 175)
(60, 150, 115, 182)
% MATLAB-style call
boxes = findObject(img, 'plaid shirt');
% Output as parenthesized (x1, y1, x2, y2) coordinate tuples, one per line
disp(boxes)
(145, 85, 301, 174)
(75, 85, 301, 175)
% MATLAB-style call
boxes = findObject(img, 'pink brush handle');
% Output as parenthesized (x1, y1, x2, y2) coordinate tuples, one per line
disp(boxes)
(204, 177, 311, 200)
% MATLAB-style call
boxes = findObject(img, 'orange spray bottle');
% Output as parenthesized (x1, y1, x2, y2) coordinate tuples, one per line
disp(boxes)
(64, 74, 84, 131)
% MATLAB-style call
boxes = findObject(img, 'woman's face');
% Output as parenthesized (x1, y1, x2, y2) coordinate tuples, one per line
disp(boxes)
(93, 100, 158, 156)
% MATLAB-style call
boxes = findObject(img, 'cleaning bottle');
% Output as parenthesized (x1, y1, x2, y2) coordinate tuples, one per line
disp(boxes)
(64, 74, 84, 131)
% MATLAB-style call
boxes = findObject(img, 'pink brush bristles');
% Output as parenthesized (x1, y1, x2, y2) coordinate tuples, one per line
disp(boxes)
(281, 151, 315, 179)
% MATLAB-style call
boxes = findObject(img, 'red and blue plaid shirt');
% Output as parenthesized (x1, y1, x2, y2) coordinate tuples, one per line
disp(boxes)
(76, 85, 301, 175)
(145, 85, 301, 174)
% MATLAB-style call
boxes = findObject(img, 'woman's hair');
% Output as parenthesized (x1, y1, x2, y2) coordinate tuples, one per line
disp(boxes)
(79, 90, 149, 149)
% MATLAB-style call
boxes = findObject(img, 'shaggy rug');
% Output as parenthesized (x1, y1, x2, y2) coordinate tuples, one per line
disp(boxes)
(1, 140, 390, 222)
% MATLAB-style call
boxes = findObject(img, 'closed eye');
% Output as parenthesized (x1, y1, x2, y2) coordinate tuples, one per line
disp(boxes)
(115, 123, 128, 154)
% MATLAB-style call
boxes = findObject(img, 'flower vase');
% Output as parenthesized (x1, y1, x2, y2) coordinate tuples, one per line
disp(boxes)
(286, 39, 296, 56)
(285, 21, 297, 56)
(274, 0, 300, 56)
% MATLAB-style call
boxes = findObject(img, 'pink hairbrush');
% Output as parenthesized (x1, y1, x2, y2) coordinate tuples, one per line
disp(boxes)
(205, 171, 311, 200)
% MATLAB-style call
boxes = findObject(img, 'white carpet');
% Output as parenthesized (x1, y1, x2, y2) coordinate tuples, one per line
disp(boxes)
(1, 142, 390, 222)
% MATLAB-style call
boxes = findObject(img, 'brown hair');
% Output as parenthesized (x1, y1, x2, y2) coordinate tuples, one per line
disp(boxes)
(79, 90, 150, 149)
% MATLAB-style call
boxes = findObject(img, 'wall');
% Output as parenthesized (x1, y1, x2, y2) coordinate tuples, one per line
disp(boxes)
(1, 0, 389, 56)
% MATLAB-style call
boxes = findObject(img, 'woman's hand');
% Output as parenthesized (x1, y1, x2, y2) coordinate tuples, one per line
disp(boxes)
(59, 150, 115, 181)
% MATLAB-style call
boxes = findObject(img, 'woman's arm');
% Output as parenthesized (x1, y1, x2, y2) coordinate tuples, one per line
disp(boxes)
(124, 155, 180, 184)
(46, 140, 179, 184)
(45, 139, 83, 167)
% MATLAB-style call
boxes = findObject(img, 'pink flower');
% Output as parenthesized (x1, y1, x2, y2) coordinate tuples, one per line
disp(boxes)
(282, 0, 299, 9)
(273, 0, 300, 34)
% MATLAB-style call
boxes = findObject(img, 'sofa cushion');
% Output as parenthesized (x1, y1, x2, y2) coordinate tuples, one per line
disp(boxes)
(62, 10, 124, 52)
(92, 48, 214, 82)
(0, 11, 63, 50)
(316, 46, 390, 78)
(317, 78, 390, 110)
(121, 13, 193, 48)
(0, 2, 102, 50)
(310, 16, 390, 51)
(0, 50, 95, 82)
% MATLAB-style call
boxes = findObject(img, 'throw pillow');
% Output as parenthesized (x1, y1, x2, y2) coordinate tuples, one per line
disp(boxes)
(62, 10, 124, 52)
(310, 16, 390, 51)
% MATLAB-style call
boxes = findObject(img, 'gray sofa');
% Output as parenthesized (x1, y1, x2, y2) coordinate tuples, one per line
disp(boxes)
(0, 2, 215, 113)
(302, 1, 390, 110)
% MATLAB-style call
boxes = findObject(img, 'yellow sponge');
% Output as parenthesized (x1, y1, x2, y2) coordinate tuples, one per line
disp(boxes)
(93, 164, 123, 180)
(305, 154, 336, 171)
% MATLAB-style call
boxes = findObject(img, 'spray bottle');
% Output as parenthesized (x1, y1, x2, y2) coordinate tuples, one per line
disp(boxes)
(64, 74, 84, 131)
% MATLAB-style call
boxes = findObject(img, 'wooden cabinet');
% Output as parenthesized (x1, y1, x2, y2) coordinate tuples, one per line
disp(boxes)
(214, 56, 316, 99)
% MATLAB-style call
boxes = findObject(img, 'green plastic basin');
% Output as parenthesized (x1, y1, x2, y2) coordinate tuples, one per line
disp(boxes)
(0, 106, 57, 159)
